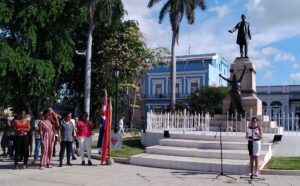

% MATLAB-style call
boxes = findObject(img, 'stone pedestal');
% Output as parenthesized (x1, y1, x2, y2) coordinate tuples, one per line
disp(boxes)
(222, 58, 262, 117)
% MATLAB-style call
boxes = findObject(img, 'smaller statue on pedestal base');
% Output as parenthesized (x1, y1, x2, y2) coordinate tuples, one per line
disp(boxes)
(219, 66, 246, 119)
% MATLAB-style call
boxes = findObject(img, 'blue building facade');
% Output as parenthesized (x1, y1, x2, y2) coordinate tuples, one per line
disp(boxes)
(141, 53, 229, 112)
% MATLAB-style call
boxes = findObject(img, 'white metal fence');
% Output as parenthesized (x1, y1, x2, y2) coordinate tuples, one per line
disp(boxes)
(146, 110, 211, 134)
(146, 110, 300, 136)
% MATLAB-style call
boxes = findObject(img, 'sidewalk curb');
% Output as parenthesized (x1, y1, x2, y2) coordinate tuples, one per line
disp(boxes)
(261, 169, 300, 176)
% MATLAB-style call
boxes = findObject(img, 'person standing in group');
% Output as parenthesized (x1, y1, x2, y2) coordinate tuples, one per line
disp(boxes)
(77, 112, 93, 165)
(58, 112, 75, 167)
(118, 116, 125, 135)
(9, 117, 17, 159)
(26, 114, 33, 157)
(6, 119, 14, 159)
(32, 112, 43, 164)
(48, 107, 61, 157)
(246, 117, 263, 176)
(13, 111, 30, 169)
(39, 109, 57, 170)
(1, 118, 9, 157)
(74, 117, 80, 157)
(69, 116, 77, 160)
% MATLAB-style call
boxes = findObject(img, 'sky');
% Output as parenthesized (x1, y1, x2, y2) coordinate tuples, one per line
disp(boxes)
(122, 0, 300, 86)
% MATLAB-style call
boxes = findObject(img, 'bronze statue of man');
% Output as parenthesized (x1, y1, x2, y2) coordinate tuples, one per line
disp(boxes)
(219, 66, 246, 117)
(229, 14, 251, 58)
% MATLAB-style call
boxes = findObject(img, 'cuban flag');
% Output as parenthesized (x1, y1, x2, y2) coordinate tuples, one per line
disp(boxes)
(97, 90, 107, 149)
(101, 97, 111, 164)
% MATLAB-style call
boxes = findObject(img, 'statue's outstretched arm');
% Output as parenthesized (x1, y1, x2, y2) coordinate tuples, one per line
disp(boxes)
(219, 74, 232, 83)
(238, 66, 247, 82)
(228, 23, 239, 33)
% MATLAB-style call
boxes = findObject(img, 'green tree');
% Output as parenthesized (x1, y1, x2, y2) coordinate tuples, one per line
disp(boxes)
(147, 0, 206, 111)
(60, 18, 153, 121)
(0, 0, 87, 115)
(188, 86, 228, 115)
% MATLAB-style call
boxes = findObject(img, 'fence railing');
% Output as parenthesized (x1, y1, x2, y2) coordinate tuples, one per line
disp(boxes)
(146, 109, 300, 136)
(147, 110, 211, 134)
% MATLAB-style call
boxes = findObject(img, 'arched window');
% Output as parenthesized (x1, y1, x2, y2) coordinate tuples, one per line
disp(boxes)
(262, 101, 267, 115)
(271, 101, 282, 107)
(271, 101, 282, 118)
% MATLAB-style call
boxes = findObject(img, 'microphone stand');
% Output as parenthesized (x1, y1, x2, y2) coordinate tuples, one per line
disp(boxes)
(240, 173, 266, 184)
(213, 124, 236, 181)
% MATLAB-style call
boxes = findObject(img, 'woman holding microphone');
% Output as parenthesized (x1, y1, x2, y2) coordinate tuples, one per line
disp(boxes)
(246, 117, 263, 176)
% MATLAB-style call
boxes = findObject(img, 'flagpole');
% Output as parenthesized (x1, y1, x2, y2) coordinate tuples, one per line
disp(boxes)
(107, 97, 114, 165)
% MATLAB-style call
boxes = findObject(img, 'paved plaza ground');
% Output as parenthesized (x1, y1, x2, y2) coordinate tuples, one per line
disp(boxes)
(0, 155, 300, 186)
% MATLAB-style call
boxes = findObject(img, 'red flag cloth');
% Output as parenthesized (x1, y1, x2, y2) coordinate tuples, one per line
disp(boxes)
(101, 99, 111, 164)
(97, 91, 107, 149)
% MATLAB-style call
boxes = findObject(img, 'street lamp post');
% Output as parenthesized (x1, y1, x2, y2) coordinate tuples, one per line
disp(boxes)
(114, 69, 120, 133)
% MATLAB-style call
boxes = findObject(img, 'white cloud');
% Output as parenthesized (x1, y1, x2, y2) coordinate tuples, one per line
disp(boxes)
(260, 47, 278, 56)
(274, 53, 296, 62)
(208, 5, 230, 17)
(252, 59, 271, 70)
(122, 0, 297, 76)
(246, 0, 300, 46)
(123, 0, 171, 49)
(290, 72, 300, 81)
(123, 0, 238, 64)
(264, 70, 273, 80)
(293, 63, 299, 69)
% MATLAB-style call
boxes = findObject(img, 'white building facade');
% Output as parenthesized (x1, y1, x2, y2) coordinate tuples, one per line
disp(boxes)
(257, 85, 300, 118)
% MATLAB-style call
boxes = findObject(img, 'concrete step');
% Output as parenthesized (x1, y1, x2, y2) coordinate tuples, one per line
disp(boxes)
(130, 153, 249, 174)
(209, 125, 282, 134)
(261, 121, 278, 128)
(262, 127, 284, 134)
(146, 145, 268, 161)
(166, 132, 274, 142)
(159, 138, 272, 151)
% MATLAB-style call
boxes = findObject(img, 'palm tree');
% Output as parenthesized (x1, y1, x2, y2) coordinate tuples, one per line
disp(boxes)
(147, 0, 206, 111)
(84, 0, 96, 117)
(84, 0, 123, 116)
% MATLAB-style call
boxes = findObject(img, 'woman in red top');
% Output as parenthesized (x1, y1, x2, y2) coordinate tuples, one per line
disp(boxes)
(76, 112, 94, 165)
(13, 111, 30, 169)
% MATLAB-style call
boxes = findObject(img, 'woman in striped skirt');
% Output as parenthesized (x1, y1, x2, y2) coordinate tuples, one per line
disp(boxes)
(39, 110, 57, 170)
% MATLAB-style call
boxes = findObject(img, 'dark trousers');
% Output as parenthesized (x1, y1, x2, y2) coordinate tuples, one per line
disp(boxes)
(75, 139, 79, 148)
(59, 141, 72, 163)
(97, 127, 105, 148)
(14, 135, 29, 166)
(53, 136, 57, 156)
(239, 44, 248, 57)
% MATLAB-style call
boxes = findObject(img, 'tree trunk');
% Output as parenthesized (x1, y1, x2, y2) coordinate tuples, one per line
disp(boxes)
(25, 102, 33, 117)
(170, 31, 176, 112)
(129, 92, 137, 129)
(84, 0, 95, 117)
